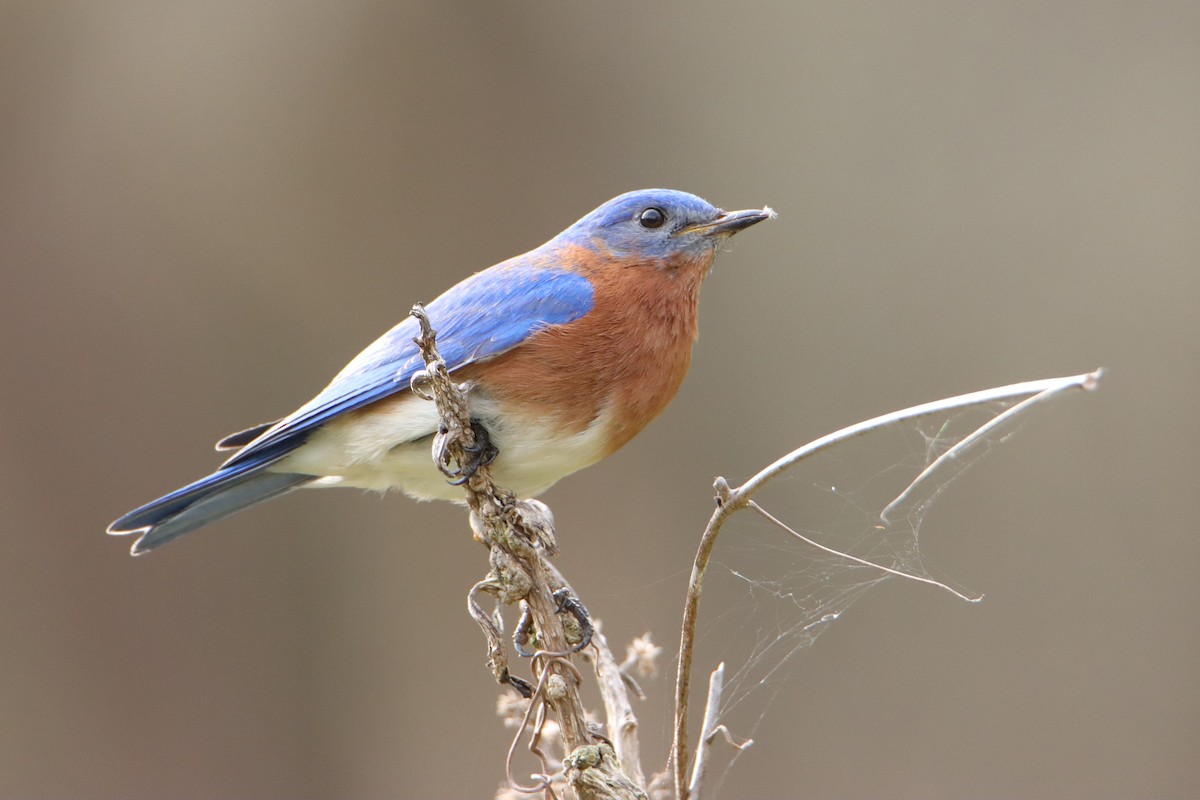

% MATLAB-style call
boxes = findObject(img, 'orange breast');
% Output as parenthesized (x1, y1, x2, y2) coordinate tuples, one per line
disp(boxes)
(461, 244, 714, 458)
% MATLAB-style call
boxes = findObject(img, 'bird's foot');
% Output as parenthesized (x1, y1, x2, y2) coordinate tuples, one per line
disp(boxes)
(446, 419, 499, 485)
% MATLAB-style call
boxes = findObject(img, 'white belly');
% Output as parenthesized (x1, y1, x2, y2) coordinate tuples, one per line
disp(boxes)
(272, 393, 613, 501)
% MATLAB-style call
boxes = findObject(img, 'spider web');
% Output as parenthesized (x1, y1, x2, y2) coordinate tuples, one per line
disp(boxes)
(683, 375, 1096, 796)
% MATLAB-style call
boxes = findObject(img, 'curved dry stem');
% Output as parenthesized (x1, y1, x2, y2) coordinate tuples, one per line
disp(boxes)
(740, 370, 1100, 505)
(671, 480, 742, 800)
(504, 663, 561, 796)
(749, 501, 981, 603)
(670, 369, 1101, 800)
(878, 379, 1089, 523)
(412, 305, 645, 800)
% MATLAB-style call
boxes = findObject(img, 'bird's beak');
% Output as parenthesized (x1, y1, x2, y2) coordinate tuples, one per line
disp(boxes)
(676, 206, 776, 238)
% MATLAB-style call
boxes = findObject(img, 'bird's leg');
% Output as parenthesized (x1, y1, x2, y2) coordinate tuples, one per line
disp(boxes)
(447, 418, 499, 486)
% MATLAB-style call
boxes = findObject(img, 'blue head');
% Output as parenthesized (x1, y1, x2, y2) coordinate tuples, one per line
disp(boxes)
(556, 189, 772, 264)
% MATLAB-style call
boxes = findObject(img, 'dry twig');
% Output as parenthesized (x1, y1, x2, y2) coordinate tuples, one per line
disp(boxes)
(410, 304, 646, 800)
(670, 369, 1101, 799)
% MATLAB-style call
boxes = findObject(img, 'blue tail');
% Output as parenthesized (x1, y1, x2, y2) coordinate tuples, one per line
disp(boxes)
(108, 453, 313, 555)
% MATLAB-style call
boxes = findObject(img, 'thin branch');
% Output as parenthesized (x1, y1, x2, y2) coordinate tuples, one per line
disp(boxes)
(748, 501, 981, 603)
(740, 370, 1101, 505)
(542, 559, 648, 787)
(670, 369, 1101, 800)
(410, 305, 645, 800)
(504, 671, 559, 796)
(585, 626, 647, 789)
(686, 663, 753, 800)
(878, 380, 1090, 523)
(671, 479, 738, 800)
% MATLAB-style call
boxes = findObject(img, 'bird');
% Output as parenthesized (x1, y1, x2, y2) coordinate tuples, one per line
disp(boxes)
(108, 189, 773, 555)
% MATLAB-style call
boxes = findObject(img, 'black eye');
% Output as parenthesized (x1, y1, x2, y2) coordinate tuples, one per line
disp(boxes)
(638, 207, 666, 229)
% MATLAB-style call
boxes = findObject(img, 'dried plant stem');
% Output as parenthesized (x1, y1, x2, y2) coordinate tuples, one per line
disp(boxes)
(671, 370, 1101, 800)
(670, 478, 740, 800)
(687, 663, 751, 800)
(587, 625, 647, 789)
(544, 560, 647, 788)
(410, 305, 645, 800)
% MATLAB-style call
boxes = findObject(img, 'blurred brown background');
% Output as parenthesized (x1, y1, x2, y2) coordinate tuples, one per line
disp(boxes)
(1, 2, 1196, 798)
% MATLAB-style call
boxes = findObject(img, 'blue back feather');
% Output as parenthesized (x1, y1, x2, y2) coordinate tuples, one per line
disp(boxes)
(224, 263, 594, 467)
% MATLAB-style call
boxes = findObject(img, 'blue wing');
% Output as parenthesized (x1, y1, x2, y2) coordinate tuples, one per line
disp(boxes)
(223, 263, 594, 468)
(109, 262, 593, 552)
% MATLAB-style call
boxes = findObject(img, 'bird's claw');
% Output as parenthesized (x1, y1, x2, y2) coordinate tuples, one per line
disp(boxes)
(444, 419, 499, 485)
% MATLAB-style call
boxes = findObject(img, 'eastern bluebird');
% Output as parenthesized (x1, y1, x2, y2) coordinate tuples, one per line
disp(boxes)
(108, 189, 773, 554)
